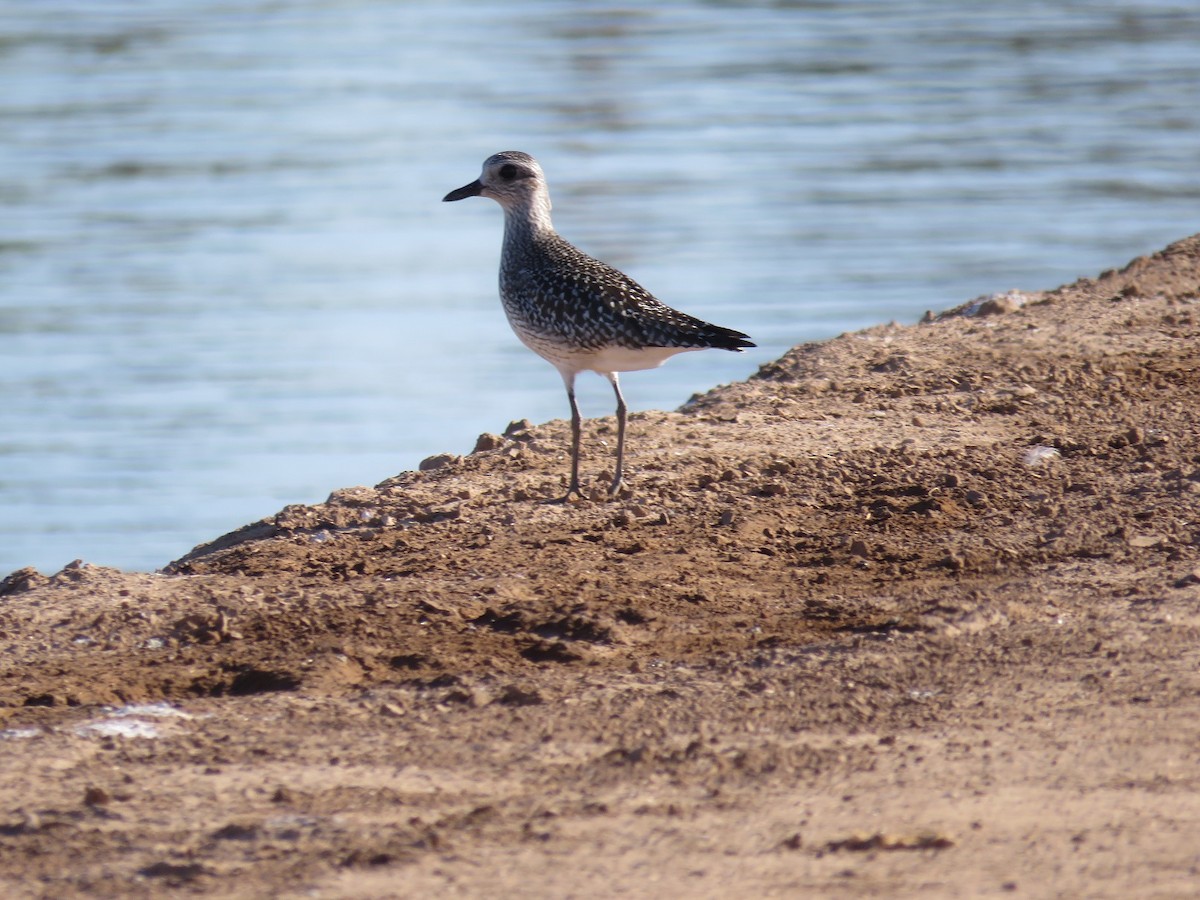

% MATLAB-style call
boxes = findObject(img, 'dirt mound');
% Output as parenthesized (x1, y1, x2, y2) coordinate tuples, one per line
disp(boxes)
(1, 236, 1198, 897)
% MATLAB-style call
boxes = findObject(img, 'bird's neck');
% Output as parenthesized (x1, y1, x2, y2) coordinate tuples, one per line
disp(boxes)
(502, 194, 555, 247)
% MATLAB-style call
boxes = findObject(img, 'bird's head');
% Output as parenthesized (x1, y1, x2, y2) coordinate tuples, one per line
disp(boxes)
(443, 151, 550, 216)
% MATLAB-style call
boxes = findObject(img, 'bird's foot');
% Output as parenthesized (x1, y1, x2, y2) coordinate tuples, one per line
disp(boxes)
(542, 483, 588, 505)
(607, 477, 629, 500)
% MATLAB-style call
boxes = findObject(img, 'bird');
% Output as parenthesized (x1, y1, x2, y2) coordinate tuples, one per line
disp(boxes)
(443, 151, 754, 501)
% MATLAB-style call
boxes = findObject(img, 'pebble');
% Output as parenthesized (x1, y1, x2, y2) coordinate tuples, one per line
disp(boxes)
(473, 433, 505, 453)
(1022, 446, 1060, 467)
(0, 567, 48, 596)
(496, 684, 544, 706)
(419, 453, 460, 472)
(1127, 534, 1163, 548)
(1173, 568, 1200, 588)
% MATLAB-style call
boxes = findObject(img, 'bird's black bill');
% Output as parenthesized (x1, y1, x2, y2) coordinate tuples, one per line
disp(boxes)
(443, 180, 483, 202)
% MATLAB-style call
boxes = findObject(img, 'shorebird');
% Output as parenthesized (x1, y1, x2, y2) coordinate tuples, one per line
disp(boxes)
(444, 151, 754, 500)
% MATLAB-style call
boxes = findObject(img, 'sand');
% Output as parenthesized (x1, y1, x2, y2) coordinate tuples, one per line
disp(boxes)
(1, 235, 1198, 898)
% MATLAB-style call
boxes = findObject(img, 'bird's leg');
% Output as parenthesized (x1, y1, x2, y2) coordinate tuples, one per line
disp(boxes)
(567, 382, 584, 498)
(546, 375, 585, 503)
(607, 373, 628, 497)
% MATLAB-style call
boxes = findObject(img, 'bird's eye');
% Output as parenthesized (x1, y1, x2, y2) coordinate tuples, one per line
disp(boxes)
(499, 164, 518, 180)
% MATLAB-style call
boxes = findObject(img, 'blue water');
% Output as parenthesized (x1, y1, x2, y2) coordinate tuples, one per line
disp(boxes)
(2, 1, 1198, 573)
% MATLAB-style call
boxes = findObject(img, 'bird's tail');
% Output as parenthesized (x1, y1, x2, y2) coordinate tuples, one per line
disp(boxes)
(704, 324, 755, 352)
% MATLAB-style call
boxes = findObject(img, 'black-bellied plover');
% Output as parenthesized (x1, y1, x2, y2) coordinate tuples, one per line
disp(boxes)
(444, 150, 754, 500)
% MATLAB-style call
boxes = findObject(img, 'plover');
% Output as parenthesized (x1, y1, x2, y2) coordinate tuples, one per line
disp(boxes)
(444, 150, 754, 500)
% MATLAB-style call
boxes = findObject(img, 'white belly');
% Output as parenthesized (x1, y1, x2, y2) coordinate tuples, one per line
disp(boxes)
(516, 330, 699, 375)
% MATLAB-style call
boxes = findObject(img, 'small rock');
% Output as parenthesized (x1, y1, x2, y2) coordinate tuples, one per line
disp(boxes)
(1127, 534, 1163, 549)
(173, 609, 235, 645)
(326, 486, 379, 506)
(23, 693, 61, 708)
(412, 502, 462, 523)
(977, 295, 1021, 315)
(1022, 446, 1060, 467)
(496, 684, 544, 706)
(418, 453, 460, 472)
(473, 433, 505, 453)
(84, 786, 111, 807)
(212, 822, 259, 841)
(938, 553, 965, 572)
(50, 560, 91, 583)
(969, 291, 1030, 316)
(0, 566, 48, 596)
(139, 862, 208, 881)
(519, 640, 581, 663)
(1173, 568, 1200, 588)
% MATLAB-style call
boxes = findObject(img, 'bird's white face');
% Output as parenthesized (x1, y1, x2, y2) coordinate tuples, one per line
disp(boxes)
(478, 152, 543, 202)
(443, 151, 547, 211)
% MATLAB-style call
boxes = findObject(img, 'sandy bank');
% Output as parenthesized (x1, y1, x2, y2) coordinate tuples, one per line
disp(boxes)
(1, 235, 1199, 898)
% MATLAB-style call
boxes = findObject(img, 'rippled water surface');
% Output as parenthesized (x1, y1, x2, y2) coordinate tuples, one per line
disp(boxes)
(3, 1, 1198, 572)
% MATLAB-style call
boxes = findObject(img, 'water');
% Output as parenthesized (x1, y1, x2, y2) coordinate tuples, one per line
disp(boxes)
(2, 1, 1197, 574)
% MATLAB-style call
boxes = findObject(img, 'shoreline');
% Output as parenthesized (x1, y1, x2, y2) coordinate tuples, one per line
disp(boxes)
(2, 234, 1199, 897)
